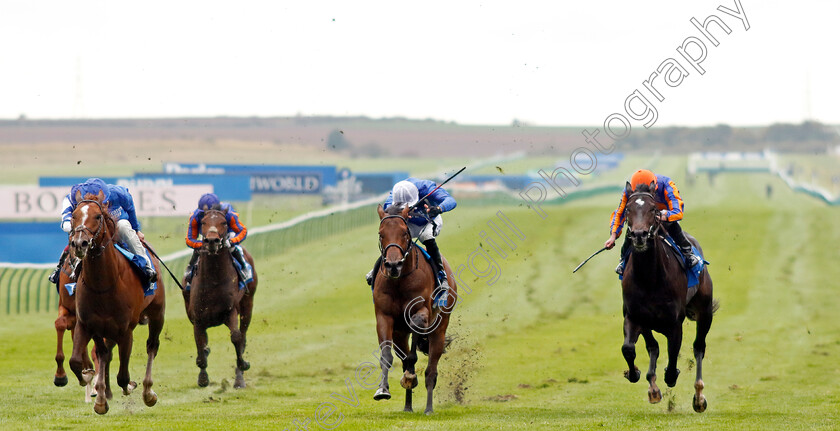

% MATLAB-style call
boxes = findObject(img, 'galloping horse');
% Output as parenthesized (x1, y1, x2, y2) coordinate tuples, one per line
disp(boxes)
(67, 190, 165, 415)
(182, 208, 257, 389)
(373, 204, 456, 415)
(52, 249, 97, 402)
(620, 184, 717, 413)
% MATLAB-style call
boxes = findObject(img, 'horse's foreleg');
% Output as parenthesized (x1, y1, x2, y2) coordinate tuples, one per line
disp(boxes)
(423, 330, 445, 415)
(396, 333, 416, 412)
(194, 325, 210, 387)
(373, 315, 394, 401)
(621, 317, 642, 383)
(692, 308, 713, 413)
(142, 311, 163, 407)
(664, 325, 683, 388)
(92, 338, 110, 415)
(225, 308, 249, 389)
(53, 307, 73, 387)
(641, 330, 661, 403)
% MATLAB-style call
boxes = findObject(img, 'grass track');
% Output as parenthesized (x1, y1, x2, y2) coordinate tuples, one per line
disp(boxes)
(0, 169, 839, 430)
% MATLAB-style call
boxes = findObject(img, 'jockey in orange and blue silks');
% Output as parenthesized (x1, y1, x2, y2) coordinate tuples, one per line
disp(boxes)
(604, 169, 701, 275)
(183, 193, 251, 287)
(49, 178, 157, 283)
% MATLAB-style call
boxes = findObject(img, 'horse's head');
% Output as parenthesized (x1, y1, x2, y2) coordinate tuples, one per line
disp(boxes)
(624, 182, 661, 252)
(70, 189, 112, 259)
(377, 204, 412, 279)
(201, 208, 229, 254)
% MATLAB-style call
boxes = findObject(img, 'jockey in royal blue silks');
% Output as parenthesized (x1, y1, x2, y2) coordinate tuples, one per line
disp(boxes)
(48, 178, 156, 283)
(183, 193, 251, 289)
(366, 178, 457, 309)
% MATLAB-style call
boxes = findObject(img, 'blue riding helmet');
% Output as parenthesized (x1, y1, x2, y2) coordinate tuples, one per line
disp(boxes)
(71, 178, 109, 205)
(197, 193, 221, 210)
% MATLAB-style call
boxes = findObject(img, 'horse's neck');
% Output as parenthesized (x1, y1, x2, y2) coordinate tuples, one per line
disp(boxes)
(197, 250, 235, 281)
(81, 236, 120, 287)
(629, 241, 663, 284)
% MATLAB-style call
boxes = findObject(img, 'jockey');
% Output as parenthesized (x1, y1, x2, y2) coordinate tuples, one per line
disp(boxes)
(605, 169, 702, 275)
(183, 193, 251, 288)
(48, 178, 156, 283)
(366, 178, 457, 309)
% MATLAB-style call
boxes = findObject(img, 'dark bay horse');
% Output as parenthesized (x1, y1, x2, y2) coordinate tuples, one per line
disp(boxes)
(620, 184, 717, 413)
(182, 208, 257, 389)
(373, 204, 457, 415)
(53, 249, 97, 402)
(67, 191, 165, 415)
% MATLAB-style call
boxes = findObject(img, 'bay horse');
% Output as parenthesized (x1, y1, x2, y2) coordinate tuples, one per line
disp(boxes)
(182, 208, 257, 389)
(373, 204, 457, 415)
(620, 183, 717, 413)
(67, 190, 165, 415)
(53, 248, 98, 402)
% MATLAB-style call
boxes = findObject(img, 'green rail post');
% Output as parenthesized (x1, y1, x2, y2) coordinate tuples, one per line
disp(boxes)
(24, 269, 38, 313)
(0, 268, 7, 315)
(16, 268, 29, 314)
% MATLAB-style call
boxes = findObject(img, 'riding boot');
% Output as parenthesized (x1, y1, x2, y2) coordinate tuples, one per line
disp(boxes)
(666, 222, 702, 268)
(230, 245, 253, 281)
(422, 239, 450, 309)
(616, 233, 631, 275)
(48, 247, 69, 284)
(118, 221, 157, 282)
(366, 256, 382, 288)
(184, 248, 200, 289)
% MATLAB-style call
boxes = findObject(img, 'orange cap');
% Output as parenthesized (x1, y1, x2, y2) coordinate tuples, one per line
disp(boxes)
(630, 169, 657, 191)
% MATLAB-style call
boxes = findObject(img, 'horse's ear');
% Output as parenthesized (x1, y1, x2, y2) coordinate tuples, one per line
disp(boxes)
(96, 189, 106, 204)
(74, 189, 83, 204)
(377, 204, 386, 219)
(649, 180, 656, 191)
(400, 205, 410, 219)
(625, 181, 633, 194)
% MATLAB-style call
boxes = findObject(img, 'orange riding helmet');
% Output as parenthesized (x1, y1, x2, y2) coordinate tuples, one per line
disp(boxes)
(629, 169, 657, 191)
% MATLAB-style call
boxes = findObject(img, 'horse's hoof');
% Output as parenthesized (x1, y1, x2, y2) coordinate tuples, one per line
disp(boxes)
(144, 390, 158, 407)
(54, 375, 68, 387)
(664, 367, 680, 387)
(648, 388, 662, 404)
(624, 367, 641, 383)
(424, 409, 434, 415)
(373, 388, 391, 401)
(234, 377, 246, 389)
(400, 372, 418, 390)
(124, 381, 137, 395)
(94, 401, 109, 415)
(403, 407, 413, 412)
(198, 370, 209, 388)
(81, 369, 95, 385)
(693, 394, 707, 413)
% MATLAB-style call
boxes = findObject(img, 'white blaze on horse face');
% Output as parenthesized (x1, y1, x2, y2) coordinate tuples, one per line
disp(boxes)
(80, 205, 90, 228)
(635, 198, 645, 207)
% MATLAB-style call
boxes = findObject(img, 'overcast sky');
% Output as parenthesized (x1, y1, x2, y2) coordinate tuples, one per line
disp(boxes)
(1, 0, 837, 127)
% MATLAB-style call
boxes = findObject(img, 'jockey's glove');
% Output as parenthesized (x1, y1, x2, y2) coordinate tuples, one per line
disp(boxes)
(426, 206, 442, 218)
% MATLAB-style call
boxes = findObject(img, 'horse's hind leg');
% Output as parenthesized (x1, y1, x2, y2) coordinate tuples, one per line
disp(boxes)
(396, 332, 417, 412)
(692, 304, 713, 413)
(54, 307, 73, 387)
(116, 333, 136, 396)
(663, 325, 683, 388)
(641, 330, 661, 403)
(423, 329, 446, 415)
(225, 309, 249, 389)
(194, 325, 210, 387)
(621, 316, 642, 383)
(142, 309, 163, 407)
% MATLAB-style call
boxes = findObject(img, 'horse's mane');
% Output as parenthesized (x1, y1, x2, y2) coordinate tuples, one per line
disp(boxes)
(633, 183, 654, 194)
(385, 204, 408, 216)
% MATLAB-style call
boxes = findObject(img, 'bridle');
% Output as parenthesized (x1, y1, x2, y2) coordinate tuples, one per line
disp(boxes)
(201, 209, 229, 255)
(379, 214, 413, 266)
(628, 191, 662, 240)
(72, 199, 113, 257)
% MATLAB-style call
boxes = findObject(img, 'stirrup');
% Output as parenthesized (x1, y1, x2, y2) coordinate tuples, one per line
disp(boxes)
(48, 267, 61, 284)
(432, 282, 450, 309)
(365, 269, 374, 286)
(144, 266, 158, 283)
(615, 261, 625, 275)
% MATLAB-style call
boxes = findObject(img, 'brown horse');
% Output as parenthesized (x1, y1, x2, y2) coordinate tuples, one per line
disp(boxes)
(620, 184, 717, 413)
(67, 191, 165, 415)
(373, 204, 457, 415)
(53, 248, 98, 402)
(182, 208, 257, 389)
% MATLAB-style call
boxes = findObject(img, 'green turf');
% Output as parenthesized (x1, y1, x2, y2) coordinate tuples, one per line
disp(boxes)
(0, 164, 838, 430)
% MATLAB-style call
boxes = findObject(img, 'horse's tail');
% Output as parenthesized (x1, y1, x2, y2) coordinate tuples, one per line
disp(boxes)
(416, 334, 454, 356)
(712, 299, 721, 315)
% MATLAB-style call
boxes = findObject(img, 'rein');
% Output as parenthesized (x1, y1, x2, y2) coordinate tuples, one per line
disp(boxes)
(378, 214, 418, 279)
